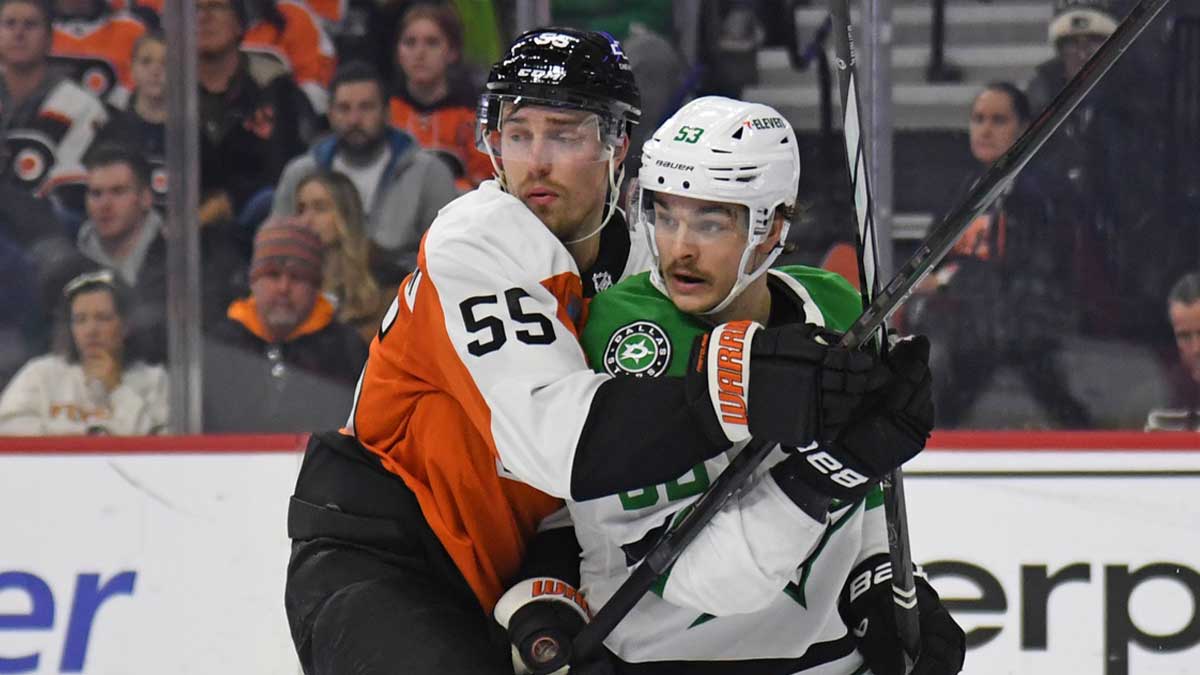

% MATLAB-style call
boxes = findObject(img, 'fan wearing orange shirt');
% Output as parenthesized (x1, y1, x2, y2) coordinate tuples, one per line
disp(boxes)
(50, 0, 145, 103)
(388, 2, 490, 190)
(241, 0, 335, 113)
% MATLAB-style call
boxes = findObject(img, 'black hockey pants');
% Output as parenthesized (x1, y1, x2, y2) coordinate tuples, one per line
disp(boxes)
(285, 431, 512, 674)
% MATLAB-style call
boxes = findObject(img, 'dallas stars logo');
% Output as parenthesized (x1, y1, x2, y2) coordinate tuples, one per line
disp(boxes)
(603, 321, 671, 377)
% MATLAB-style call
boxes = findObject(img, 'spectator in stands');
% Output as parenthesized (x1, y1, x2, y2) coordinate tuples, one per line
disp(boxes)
(77, 143, 160, 287)
(242, 0, 336, 114)
(76, 144, 247, 361)
(197, 0, 317, 238)
(1027, 0, 1117, 114)
(1146, 272, 1200, 430)
(271, 61, 457, 286)
(50, 0, 145, 105)
(906, 82, 1090, 428)
(104, 30, 166, 209)
(0, 0, 108, 209)
(1026, 0, 1172, 342)
(294, 170, 386, 343)
(0, 269, 168, 435)
(1, 178, 92, 362)
(76, 144, 165, 355)
(204, 218, 368, 431)
(389, 3, 490, 190)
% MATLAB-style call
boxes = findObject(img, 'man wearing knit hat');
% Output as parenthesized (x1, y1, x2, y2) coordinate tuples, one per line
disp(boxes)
(203, 218, 368, 431)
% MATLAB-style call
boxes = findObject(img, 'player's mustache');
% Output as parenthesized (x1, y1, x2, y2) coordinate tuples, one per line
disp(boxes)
(664, 263, 706, 281)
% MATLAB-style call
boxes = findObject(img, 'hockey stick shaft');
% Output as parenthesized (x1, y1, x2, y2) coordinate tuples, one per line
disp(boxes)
(826, 0, 921, 662)
(840, 0, 1173, 348)
(568, 0, 1170, 664)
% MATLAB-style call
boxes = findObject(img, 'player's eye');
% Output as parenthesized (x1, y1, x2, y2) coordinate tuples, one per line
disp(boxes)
(696, 219, 731, 235)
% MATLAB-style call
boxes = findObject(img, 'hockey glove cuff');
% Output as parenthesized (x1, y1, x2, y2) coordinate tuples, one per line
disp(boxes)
(684, 321, 764, 446)
(684, 321, 886, 449)
(494, 577, 591, 675)
(837, 554, 965, 675)
(773, 335, 934, 501)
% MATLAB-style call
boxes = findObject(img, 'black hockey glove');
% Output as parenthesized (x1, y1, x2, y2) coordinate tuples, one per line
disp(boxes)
(770, 335, 934, 502)
(494, 577, 591, 674)
(838, 554, 966, 675)
(684, 321, 887, 450)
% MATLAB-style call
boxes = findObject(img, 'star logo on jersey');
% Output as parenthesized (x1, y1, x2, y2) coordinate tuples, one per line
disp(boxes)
(604, 321, 671, 377)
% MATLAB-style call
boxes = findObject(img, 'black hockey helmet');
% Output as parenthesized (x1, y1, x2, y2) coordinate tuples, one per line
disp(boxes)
(477, 27, 641, 145)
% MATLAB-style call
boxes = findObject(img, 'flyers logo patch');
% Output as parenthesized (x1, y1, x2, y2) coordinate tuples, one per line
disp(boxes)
(604, 321, 671, 377)
(7, 137, 53, 188)
(83, 67, 113, 97)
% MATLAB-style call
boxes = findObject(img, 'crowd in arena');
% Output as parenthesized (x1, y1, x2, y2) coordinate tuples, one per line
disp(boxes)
(0, 0, 1195, 434)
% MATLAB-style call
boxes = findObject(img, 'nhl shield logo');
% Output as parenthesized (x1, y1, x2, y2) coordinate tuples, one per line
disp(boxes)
(592, 271, 614, 293)
(603, 321, 671, 377)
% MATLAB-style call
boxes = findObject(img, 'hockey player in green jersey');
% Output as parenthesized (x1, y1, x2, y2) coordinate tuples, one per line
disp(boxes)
(495, 97, 965, 675)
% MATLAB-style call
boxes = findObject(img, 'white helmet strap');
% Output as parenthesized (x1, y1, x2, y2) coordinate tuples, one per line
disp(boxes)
(564, 146, 623, 245)
(699, 234, 784, 316)
(482, 133, 507, 191)
(485, 135, 623, 247)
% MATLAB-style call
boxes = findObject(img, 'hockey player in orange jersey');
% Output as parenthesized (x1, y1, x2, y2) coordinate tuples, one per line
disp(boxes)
(284, 26, 891, 675)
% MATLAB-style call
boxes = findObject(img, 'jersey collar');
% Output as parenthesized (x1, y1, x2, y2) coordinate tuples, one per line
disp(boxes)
(581, 212, 631, 298)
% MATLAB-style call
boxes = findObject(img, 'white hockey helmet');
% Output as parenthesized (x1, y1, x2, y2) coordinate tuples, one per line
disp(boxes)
(634, 96, 800, 315)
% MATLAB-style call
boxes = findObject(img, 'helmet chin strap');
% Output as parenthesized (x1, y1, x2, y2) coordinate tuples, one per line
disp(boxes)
(699, 214, 790, 317)
(482, 134, 507, 191)
(564, 146, 623, 245)
(698, 246, 780, 317)
(486, 138, 622, 246)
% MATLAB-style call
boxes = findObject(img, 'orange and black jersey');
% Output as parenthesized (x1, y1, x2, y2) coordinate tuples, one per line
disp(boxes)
(389, 83, 492, 190)
(346, 181, 728, 609)
(242, 1, 336, 113)
(51, 12, 146, 102)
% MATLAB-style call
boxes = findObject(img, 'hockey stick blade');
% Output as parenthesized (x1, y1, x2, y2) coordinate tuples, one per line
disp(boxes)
(839, 0, 1173, 350)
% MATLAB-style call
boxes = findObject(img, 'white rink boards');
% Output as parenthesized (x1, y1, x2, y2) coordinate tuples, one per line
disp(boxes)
(1, 432, 1198, 674)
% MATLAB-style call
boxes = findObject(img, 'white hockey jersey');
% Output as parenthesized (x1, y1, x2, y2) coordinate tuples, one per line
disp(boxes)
(571, 267, 888, 672)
